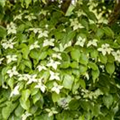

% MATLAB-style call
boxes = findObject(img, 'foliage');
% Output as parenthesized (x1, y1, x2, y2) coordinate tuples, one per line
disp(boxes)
(0, 0, 120, 120)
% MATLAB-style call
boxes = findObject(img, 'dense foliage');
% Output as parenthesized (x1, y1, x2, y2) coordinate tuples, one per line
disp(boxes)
(0, 0, 120, 120)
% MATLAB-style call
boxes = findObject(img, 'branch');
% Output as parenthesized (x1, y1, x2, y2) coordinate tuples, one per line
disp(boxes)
(61, 0, 71, 14)
(108, 1, 120, 25)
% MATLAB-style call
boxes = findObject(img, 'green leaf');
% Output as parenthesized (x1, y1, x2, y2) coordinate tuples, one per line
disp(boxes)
(24, 60, 32, 69)
(39, 51, 48, 60)
(69, 99, 80, 110)
(63, 75, 74, 90)
(52, 93, 61, 103)
(80, 53, 88, 65)
(7, 78, 14, 89)
(79, 79, 86, 89)
(99, 54, 107, 64)
(22, 89, 31, 101)
(88, 62, 98, 70)
(106, 63, 115, 74)
(2, 102, 18, 119)
(96, 28, 104, 38)
(79, 65, 87, 74)
(103, 95, 113, 109)
(33, 91, 41, 104)
(70, 49, 80, 62)
(34, 114, 53, 120)
(70, 61, 79, 68)
(15, 104, 24, 117)
(25, 0, 31, 8)
(103, 27, 114, 38)
(20, 98, 30, 110)
(0, 26, 6, 38)
(0, 0, 6, 7)
(92, 69, 99, 83)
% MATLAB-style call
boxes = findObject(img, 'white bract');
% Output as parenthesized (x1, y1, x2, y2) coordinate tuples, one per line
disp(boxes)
(29, 28, 41, 34)
(43, 38, 54, 47)
(10, 85, 19, 97)
(14, 13, 23, 20)
(22, 111, 32, 120)
(46, 107, 58, 117)
(112, 50, 120, 62)
(29, 41, 40, 50)
(38, 30, 48, 38)
(49, 71, 60, 81)
(18, 74, 29, 81)
(70, 18, 84, 30)
(0, 58, 4, 64)
(98, 44, 113, 56)
(52, 53, 62, 60)
(37, 65, 47, 71)
(1, 38, 16, 49)
(7, 22, 17, 34)
(6, 55, 17, 64)
(27, 74, 37, 84)
(35, 78, 46, 93)
(75, 36, 86, 47)
(47, 59, 60, 70)
(24, 13, 36, 21)
(51, 82, 63, 94)
(87, 39, 97, 47)
(7, 66, 18, 78)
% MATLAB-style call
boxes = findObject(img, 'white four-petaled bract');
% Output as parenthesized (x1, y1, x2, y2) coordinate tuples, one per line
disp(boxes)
(29, 41, 40, 50)
(75, 36, 86, 47)
(7, 22, 17, 34)
(7, 66, 18, 78)
(112, 50, 120, 62)
(10, 85, 19, 97)
(27, 74, 37, 84)
(37, 65, 47, 71)
(87, 39, 97, 47)
(51, 82, 63, 94)
(46, 107, 58, 117)
(43, 38, 54, 47)
(98, 44, 113, 56)
(49, 71, 60, 81)
(38, 30, 48, 38)
(6, 55, 17, 64)
(22, 111, 32, 120)
(0, 58, 4, 64)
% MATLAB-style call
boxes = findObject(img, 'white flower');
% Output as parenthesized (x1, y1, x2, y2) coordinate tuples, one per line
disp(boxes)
(38, 30, 48, 38)
(7, 66, 18, 78)
(98, 44, 113, 56)
(112, 50, 120, 62)
(29, 41, 40, 50)
(14, 13, 23, 20)
(70, 18, 84, 30)
(7, 22, 17, 34)
(75, 36, 86, 47)
(52, 53, 62, 60)
(18, 74, 29, 81)
(43, 38, 54, 47)
(37, 65, 47, 71)
(46, 107, 58, 117)
(51, 82, 63, 94)
(27, 74, 37, 84)
(87, 39, 97, 47)
(49, 71, 60, 81)
(1, 38, 16, 49)
(6, 55, 17, 64)
(47, 59, 60, 70)
(22, 111, 32, 120)
(35, 78, 46, 93)
(29, 28, 41, 34)
(10, 85, 19, 97)
(24, 13, 36, 21)
(0, 58, 4, 64)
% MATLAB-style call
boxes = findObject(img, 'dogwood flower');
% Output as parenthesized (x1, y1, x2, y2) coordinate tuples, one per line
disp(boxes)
(7, 22, 17, 34)
(46, 107, 58, 117)
(24, 13, 36, 21)
(10, 85, 19, 97)
(6, 55, 17, 64)
(22, 111, 32, 120)
(87, 39, 97, 47)
(75, 36, 86, 47)
(51, 82, 63, 94)
(49, 71, 60, 81)
(43, 38, 55, 47)
(1, 38, 16, 49)
(98, 44, 113, 56)
(37, 65, 47, 71)
(29, 41, 40, 50)
(7, 66, 18, 78)
(14, 13, 23, 20)
(18, 74, 29, 81)
(52, 53, 62, 60)
(27, 74, 37, 84)
(38, 30, 48, 38)
(47, 59, 60, 70)
(29, 28, 41, 34)
(112, 50, 120, 62)
(0, 58, 4, 64)
(70, 18, 84, 30)
(35, 78, 46, 93)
